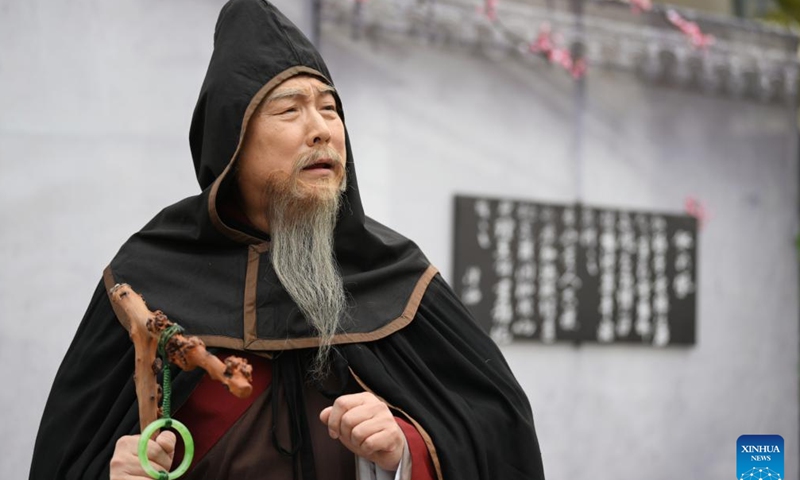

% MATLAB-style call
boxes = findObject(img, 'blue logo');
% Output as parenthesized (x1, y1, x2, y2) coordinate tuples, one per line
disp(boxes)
(737, 435, 784, 480)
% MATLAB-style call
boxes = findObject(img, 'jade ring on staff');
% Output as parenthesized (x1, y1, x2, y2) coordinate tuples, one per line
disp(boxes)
(137, 418, 194, 480)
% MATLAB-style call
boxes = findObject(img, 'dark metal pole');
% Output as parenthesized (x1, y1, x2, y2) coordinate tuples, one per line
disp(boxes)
(571, 0, 586, 203)
(732, 0, 745, 18)
(311, 0, 322, 47)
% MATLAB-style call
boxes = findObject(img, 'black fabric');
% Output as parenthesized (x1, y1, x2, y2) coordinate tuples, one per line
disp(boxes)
(28, 281, 204, 480)
(109, 0, 430, 343)
(341, 276, 545, 479)
(30, 1, 544, 478)
(269, 350, 352, 480)
(30, 276, 545, 480)
(270, 351, 318, 480)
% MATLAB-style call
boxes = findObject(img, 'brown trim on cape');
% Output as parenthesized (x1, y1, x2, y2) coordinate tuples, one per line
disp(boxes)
(208, 65, 334, 245)
(192, 334, 246, 351)
(105, 264, 274, 359)
(244, 243, 270, 346)
(103, 262, 438, 354)
(348, 368, 444, 480)
(241, 265, 439, 350)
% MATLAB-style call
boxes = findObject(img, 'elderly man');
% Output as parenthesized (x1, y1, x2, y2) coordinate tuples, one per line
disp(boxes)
(29, 1, 545, 479)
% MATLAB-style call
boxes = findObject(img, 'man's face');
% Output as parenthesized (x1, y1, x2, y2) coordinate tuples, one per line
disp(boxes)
(235, 77, 347, 369)
(237, 75, 347, 214)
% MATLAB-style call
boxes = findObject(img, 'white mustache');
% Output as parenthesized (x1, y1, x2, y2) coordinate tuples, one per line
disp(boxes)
(296, 147, 344, 171)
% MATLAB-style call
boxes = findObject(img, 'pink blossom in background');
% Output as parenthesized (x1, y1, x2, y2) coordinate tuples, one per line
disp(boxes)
(478, 0, 499, 21)
(570, 58, 587, 79)
(629, 0, 653, 14)
(528, 23, 554, 55)
(549, 47, 573, 70)
(684, 196, 710, 229)
(528, 23, 587, 79)
(667, 9, 715, 49)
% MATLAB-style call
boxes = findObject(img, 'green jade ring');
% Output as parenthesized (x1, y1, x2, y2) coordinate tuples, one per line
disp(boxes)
(138, 418, 195, 480)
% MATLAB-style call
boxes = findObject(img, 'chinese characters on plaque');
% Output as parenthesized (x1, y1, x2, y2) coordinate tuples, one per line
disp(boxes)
(453, 195, 697, 346)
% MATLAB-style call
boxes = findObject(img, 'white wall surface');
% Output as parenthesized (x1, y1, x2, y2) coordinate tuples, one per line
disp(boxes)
(323, 25, 799, 479)
(1, 1, 797, 479)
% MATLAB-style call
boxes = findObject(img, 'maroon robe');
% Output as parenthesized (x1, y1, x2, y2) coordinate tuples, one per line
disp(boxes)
(171, 351, 436, 480)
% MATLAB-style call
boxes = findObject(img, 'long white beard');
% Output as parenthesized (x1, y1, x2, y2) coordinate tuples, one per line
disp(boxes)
(264, 148, 347, 377)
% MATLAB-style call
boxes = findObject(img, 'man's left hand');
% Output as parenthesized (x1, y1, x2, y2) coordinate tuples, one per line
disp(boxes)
(319, 392, 406, 471)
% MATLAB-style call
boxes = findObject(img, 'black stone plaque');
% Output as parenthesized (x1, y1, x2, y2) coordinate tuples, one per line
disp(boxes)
(453, 195, 697, 346)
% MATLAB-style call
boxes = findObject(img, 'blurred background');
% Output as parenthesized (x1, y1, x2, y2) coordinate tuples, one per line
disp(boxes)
(1, 0, 798, 478)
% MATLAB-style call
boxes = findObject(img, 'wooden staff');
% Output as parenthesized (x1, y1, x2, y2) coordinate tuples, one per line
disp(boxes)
(109, 283, 253, 431)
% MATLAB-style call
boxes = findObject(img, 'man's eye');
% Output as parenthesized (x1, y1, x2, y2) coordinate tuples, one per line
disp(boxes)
(322, 104, 337, 111)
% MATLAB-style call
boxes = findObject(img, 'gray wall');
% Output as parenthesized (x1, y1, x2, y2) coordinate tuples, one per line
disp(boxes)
(2, 1, 797, 478)
(324, 26, 799, 479)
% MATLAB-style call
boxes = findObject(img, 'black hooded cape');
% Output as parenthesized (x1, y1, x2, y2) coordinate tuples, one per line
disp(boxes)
(29, 1, 544, 479)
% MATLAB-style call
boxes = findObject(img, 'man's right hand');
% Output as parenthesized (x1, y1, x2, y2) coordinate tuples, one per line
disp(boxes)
(109, 431, 176, 480)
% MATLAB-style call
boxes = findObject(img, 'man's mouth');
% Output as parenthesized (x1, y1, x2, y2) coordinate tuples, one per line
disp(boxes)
(302, 159, 335, 171)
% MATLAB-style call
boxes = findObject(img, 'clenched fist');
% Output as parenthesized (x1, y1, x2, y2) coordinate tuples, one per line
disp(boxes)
(319, 392, 406, 472)
(109, 431, 176, 480)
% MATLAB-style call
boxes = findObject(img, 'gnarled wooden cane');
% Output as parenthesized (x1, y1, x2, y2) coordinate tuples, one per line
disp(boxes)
(109, 283, 253, 432)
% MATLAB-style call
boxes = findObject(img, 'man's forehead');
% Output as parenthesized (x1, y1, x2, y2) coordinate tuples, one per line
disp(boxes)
(267, 76, 336, 100)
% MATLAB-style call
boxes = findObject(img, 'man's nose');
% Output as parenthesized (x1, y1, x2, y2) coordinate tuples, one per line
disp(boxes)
(307, 109, 332, 146)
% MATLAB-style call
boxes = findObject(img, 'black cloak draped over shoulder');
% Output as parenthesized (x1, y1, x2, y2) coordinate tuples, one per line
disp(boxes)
(29, 1, 545, 479)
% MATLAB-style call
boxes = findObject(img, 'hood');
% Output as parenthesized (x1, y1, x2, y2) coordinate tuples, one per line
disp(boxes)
(190, 0, 367, 245)
(191, 0, 333, 190)
(105, 0, 435, 351)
